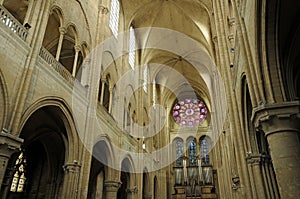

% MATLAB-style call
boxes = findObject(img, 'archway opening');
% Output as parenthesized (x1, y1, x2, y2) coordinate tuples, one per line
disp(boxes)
(2, 106, 67, 199)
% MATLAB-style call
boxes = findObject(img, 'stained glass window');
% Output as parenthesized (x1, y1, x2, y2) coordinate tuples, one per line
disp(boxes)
(201, 138, 210, 165)
(188, 139, 197, 166)
(10, 152, 26, 192)
(129, 26, 135, 69)
(173, 98, 207, 126)
(175, 139, 184, 166)
(109, 0, 119, 38)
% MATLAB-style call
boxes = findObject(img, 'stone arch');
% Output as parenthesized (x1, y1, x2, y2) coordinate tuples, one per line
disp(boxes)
(19, 97, 79, 163)
(88, 136, 115, 199)
(92, 135, 115, 174)
(0, 69, 8, 130)
(117, 156, 137, 199)
(4, 97, 80, 198)
(42, 6, 65, 57)
(142, 167, 151, 199)
(49, 5, 65, 26)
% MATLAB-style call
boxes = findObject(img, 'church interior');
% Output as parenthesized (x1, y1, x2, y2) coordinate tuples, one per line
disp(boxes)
(0, 0, 299, 198)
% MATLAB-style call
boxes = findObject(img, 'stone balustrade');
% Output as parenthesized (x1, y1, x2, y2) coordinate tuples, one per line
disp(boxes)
(39, 46, 75, 84)
(0, 5, 28, 41)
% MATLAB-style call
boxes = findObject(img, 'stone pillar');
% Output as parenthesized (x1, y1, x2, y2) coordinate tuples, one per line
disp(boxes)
(56, 27, 66, 61)
(246, 155, 266, 198)
(100, 77, 106, 105)
(253, 101, 300, 198)
(127, 186, 138, 199)
(104, 180, 121, 199)
(0, 131, 23, 197)
(108, 86, 113, 114)
(72, 45, 81, 77)
(61, 162, 81, 198)
(96, 171, 104, 199)
(143, 193, 152, 199)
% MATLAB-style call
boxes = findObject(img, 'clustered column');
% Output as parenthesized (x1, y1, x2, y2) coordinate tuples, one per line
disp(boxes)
(61, 162, 81, 198)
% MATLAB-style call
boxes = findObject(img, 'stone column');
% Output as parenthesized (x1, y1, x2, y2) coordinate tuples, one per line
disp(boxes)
(55, 27, 66, 61)
(104, 180, 121, 199)
(72, 45, 81, 77)
(108, 86, 113, 114)
(61, 162, 81, 198)
(246, 155, 266, 198)
(127, 186, 138, 199)
(0, 131, 23, 197)
(253, 101, 300, 198)
(100, 77, 106, 105)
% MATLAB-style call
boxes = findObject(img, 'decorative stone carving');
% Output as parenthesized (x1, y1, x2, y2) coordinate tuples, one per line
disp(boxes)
(99, 5, 109, 15)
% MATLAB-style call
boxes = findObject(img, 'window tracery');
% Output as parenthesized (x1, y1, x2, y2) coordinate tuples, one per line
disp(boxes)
(188, 139, 197, 166)
(10, 152, 26, 193)
(175, 139, 184, 167)
(173, 98, 207, 126)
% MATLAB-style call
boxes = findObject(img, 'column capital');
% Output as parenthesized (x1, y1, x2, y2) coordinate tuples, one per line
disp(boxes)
(143, 194, 152, 199)
(252, 101, 300, 136)
(246, 154, 271, 165)
(59, 27, 67, 35)
(104, 180, 121, 192)
(227, 17, 236, 26)
(0, 130, 23, 158)
(126, 186, 138, 194)
(99, 5, 109, 15)
(109, 85, 114, 92)
(63, 162, 81, 173)
(74, 44, 81, 52)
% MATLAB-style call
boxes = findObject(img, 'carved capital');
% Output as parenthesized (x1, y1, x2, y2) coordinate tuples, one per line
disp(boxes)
(228, 34, 235, 42)
(246, 154, 262, 165)
(63, 162, 81, 173)
(74, 44, 81, 52)
(59, 27, 67, 35)
(126, 186, 138, 194)
(212, 36, 218, 43)
(104, 180, 121, 192)
(99, 5, 109, 15)
(252, 101, 300, 136)
(227, 17, 236, 26)
(0, 130, 23, 158)
(231, 174, 240, 190)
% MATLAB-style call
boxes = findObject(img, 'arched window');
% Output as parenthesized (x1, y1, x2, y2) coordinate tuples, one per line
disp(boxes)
(188, 138, 197, 166)
(173, 98, 207, 126)
(109, 0, 120, 37)
(129, 26, 135, 69)
(200, 138, 210, 165)
(10, 152, 26, 193)
(175, 139, 184, 167)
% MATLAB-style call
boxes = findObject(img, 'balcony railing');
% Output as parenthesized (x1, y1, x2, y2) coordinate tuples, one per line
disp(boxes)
(0, 5, 28, 41)
(39, 47, 75, 84)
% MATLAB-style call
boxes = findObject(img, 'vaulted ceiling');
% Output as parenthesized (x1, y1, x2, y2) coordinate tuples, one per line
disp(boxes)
(120, 0, 216, 105)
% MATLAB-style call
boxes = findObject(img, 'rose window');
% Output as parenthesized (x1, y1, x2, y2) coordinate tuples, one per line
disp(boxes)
(173, 98, 207, 126)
